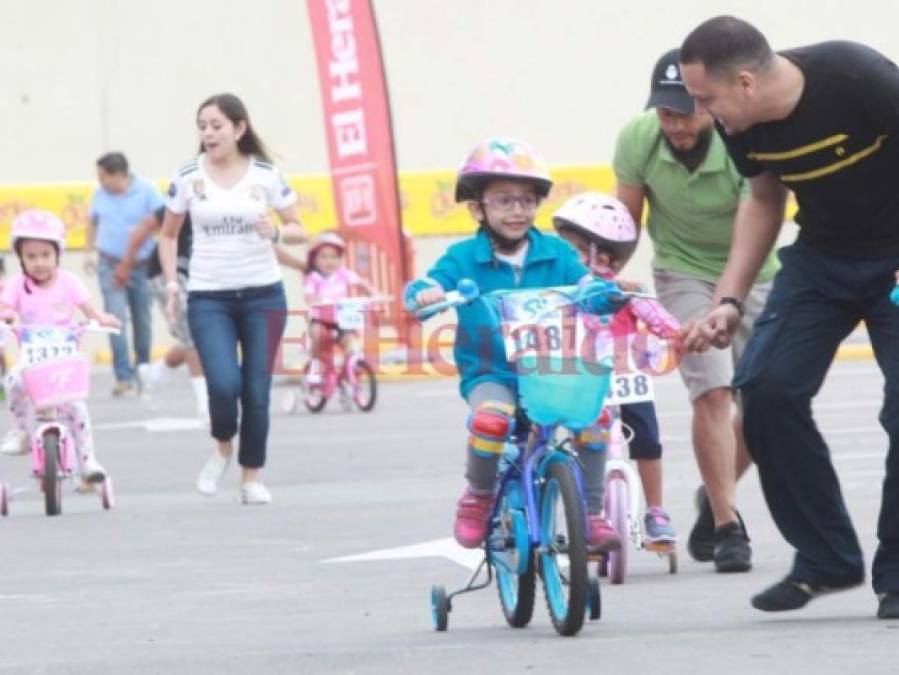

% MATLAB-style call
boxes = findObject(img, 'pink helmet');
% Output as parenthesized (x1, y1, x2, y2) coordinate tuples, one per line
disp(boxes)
(10, 209, 67, 253)
(306, 230, 346, 270)
(553, 192, 638, 264)
(455, 137, 553, 202)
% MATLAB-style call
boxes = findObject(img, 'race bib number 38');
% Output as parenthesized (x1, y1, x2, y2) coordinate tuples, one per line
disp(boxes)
(606, 370, 654, 405)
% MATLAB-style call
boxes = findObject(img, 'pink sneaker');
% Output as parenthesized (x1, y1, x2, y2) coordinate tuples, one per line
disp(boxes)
(587, 514, 622, 552)
(454, 487, 494, 549)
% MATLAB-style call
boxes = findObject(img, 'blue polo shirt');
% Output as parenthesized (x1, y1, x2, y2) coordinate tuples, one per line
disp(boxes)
(89, 175, 163, 260)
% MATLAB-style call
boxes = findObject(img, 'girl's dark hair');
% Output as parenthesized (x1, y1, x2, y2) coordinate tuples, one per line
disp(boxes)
(197, 93, 272, 163)
(14, 239, 60, 294)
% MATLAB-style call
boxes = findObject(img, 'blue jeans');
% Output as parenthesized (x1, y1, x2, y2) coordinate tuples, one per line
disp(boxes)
(735, 239, 899, 593)
(98, 255, 152, 383)
(187, 282, 287, 469)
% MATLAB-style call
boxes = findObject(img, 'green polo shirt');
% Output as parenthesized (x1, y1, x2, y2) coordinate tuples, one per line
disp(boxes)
(613, 110, 779, 283)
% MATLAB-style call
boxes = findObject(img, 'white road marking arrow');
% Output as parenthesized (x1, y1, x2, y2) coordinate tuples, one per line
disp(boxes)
(94, 417, 204, 432)
(321, 537, 483, 571)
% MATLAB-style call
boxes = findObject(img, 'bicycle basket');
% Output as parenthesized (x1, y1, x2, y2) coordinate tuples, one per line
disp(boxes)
(491, 287, 615, 430)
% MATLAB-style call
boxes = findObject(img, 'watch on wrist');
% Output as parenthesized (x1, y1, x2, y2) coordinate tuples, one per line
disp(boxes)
(271, 228, 281, 244)
(719, 296, 746, 317)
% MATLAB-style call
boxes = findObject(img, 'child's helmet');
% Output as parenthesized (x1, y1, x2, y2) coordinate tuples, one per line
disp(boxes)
(455, 138, 553, 202)
(553, 192, 638, 265)
(306, 231, 346, 270)
(10, 209, 67, 253)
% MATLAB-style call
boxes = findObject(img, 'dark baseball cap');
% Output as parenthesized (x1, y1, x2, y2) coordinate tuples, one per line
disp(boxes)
(645, 48, 695, 115)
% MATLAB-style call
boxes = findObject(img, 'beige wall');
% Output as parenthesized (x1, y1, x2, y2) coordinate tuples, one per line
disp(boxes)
(3, 0, 899, 183)
(0, 0, 871, 357)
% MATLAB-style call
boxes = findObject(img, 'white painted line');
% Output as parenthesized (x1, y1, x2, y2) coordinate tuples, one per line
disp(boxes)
(321, 537, 484, 571)
(94, 417, 204, 432)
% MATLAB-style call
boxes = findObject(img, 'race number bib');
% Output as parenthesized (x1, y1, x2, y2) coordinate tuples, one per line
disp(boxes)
(606, 369, 654, 405)
(600, 332, 657, 405)
(499, 289, 585, 363)
(21, 340, 77, 367)
(336, 303, 364, 331)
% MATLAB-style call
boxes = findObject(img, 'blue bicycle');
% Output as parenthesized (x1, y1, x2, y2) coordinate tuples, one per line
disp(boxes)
(409, 279, 629, 636)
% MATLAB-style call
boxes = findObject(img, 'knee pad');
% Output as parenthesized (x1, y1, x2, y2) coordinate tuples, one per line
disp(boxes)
(575, 426, 608, 453)
(467, 400, 515, 456)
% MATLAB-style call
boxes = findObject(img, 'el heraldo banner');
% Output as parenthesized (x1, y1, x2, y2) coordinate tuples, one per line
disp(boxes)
(307, 0, 410, 333)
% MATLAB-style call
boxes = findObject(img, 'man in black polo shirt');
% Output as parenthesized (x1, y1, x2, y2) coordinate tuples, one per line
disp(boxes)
(679, 15, 899, 619)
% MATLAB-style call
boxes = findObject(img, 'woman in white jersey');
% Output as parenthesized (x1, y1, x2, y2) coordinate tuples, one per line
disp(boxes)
(159, 93, 305, 504)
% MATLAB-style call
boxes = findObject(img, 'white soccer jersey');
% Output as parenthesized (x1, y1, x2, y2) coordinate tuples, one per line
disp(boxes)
(165, 154, 297, 291)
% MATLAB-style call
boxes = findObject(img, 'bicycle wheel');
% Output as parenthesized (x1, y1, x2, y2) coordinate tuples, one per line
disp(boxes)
(101, 476, 114, 511)
(42, 433, 62, 517)
(302, 365, 327, 413)
(538, 460, 588, 636)
(492, 481, 535, 628)
(430, 585, 450, 631)
(352, 360, 377, 412)
(605, 475, 629, 585)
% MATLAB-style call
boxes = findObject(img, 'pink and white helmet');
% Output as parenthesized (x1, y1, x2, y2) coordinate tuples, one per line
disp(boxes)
(455, 137, 553, 202)
(306, 230, 346, 269)
(10, 209, 67, 252)
(553, 192, 638, 264)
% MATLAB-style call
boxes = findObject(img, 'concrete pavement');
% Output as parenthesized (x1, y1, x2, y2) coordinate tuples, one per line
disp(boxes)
(0, 359, 896, 674)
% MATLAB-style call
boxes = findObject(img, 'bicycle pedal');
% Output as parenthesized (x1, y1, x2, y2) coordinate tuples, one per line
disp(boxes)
(643, 540, 676, 553)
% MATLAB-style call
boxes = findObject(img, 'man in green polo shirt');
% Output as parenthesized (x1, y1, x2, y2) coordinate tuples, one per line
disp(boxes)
(613, 48, 779, 573)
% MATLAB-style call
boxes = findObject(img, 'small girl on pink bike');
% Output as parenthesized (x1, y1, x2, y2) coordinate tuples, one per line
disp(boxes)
(0, 210, 120, 483)
(303, 231, 374, 385)
(554, 192, 682, 548)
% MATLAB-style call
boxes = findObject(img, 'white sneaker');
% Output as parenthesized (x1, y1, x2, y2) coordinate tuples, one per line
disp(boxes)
(80, 455, 107, 484)
(137, 363, 152, 395)
(241, 481, 272, 505)
(0, 429, 29, 456)
(197, 452, 231, 496)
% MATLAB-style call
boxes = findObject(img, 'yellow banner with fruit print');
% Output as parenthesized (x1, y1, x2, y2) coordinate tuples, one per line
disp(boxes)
(0, 165, 795, 249)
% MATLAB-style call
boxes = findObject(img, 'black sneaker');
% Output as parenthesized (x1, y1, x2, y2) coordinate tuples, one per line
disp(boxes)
(878, 592, 899, 619)
(687, 486, 715, 562)
(713, 514, 752, 573)
(752, 576, 864, 612)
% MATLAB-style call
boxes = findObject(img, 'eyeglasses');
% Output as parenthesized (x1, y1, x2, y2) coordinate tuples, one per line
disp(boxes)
(481, 194, 540, 212)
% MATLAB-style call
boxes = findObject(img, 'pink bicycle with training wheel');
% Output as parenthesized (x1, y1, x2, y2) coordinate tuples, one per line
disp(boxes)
(596, 331, 679, 583)
(1, 322, 116, 517)
(282, 296, 391, 414)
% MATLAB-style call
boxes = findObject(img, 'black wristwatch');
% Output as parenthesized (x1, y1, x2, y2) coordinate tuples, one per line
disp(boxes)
(719, 296, 746, 317)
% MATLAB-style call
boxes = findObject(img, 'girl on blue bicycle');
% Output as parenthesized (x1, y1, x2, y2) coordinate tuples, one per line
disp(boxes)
(407, 138, 622, 552)
(553, 192, 682, 545)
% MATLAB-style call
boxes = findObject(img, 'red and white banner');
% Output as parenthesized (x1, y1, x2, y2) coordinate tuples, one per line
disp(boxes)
(306, 0, 411, 337)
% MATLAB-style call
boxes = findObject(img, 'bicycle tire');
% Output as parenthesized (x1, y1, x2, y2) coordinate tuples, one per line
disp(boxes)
(539, 460, 588, 636)
(42, 433, 62, 517)
(352, 360, 377, 412)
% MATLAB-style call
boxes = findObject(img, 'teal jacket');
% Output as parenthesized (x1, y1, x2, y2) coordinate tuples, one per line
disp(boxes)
(413, 228, 588, 399)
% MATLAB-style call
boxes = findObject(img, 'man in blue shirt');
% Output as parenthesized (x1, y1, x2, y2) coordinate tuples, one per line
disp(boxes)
(87, 152, 162, 395)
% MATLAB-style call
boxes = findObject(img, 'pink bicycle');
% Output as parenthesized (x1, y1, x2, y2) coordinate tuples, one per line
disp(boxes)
(2, 322, 116, 516)
(598, 333, 679, 583)
(282, 296, 390, 414)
